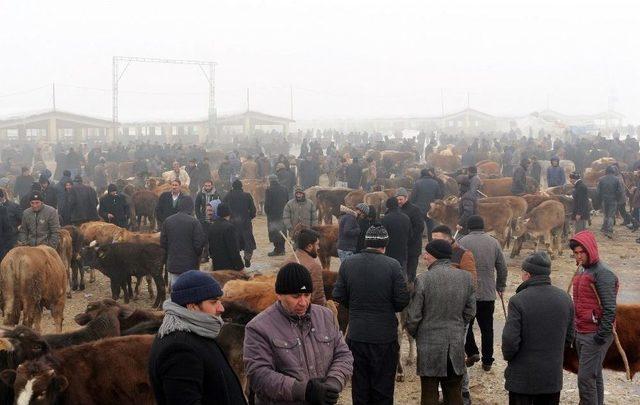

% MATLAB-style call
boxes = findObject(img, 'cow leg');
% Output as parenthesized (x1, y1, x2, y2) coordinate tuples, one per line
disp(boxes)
(88, 266, 96, 283)
(78, 263, 85, 290)
(146, 274, 155, 299)
(3, 294, 19, 326)
(51, 301, 64, 333)
(21, 298, 37, 332)
(396, 313, 405, 382)
(152, 274, 166, 309)
(110, 279, 121, 301)
(510, 237, 522, 258)
(133, 276, 142, 300)
(71, 261, 78, 291)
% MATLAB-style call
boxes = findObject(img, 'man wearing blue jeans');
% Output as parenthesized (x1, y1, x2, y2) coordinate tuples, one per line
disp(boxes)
(337, 203, 367, 262)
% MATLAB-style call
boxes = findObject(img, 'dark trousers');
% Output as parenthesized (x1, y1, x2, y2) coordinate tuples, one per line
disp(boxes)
(347, 339, 399, 405)
(464, 300, 495, 365)
(420, 358, 463, 405)
(407, 254, 419, 283)
(508, 392, 560, 405)
(425, 217, 434, 242)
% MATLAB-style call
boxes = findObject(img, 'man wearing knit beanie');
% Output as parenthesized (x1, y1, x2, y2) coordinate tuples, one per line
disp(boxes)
(149, 270, 246, 405)
(332, 223, 409, 404)
(502, 252, 574, 405)
(245, 263, 353, 405)
(406, 239, 475, 405)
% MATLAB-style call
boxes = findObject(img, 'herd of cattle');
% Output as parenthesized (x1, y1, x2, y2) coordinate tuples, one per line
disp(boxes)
(0, 150, 638, 403)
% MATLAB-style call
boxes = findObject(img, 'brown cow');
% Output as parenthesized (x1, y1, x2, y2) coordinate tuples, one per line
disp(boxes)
(62, 225, 85, 291)
(0, 246, 67, 332)
(481, 177, 539, 197)
(476, 160, 500, 176)
(74, 299, 164, 332)
(316, 188, 352, 224)
(511, 200, 565, 258)
(426, 153, 461, 172)
(203, 269, 251, 287)
(564, 303, 640, 380)
(344, 189, 366, 208)
(131, 190, 158, 231)
(222, 279, 277, 313)
(114, 230, 161, 245)
(364, 191, 391, 219)
(0, 335, 155, 405)
(242, 179, 267, 215)
(56, 229, 74, 298)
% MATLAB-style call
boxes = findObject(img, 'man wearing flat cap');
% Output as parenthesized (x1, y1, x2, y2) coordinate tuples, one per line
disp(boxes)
(244, 263, 353, 405)
(405, 239, 476, 405)
(502, 252, 574, 405)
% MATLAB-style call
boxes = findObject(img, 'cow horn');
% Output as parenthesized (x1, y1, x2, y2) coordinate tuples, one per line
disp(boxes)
(89, 240, 97, 247)
(0, 338, 13, 352)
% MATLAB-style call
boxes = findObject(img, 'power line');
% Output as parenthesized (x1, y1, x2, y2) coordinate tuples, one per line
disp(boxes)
(0, 85, 49, 98)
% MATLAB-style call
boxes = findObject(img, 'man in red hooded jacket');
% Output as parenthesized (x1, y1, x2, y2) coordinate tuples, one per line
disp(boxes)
(569, 230, 619, 405)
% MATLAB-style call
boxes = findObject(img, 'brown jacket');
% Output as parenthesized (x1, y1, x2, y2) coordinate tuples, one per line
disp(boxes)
(284, 249, 326, 305)
(451, 243, 477, 285)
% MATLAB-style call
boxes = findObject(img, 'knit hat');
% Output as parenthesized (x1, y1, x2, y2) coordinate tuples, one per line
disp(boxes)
(268, 174, 278, 182)
(521, 252, 551, 276)
(355, 203, 370, 216)
(29, 191, 43, 202)
(107, 184, 118, 193)
(395, 187, 408, 198)
(467, 215, 484, 231)
(386, 197, 398, 210)
(171, 270, 223, 306)
(275, 263, 314, 295)
(425, 239, 452, 259)
(294, 186, 304, 194)
(365, 224, 389, 248)
(217, 203, 231, 218)
(73, 175, 83, 183)
(569, 171, 581, 180)
(232, 179, 243, 190)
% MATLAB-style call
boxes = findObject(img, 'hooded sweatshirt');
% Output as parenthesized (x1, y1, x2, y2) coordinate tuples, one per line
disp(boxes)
(570, 231, 618, 341)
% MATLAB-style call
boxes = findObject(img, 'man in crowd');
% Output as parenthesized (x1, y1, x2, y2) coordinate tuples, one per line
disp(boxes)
(244, 263, 353, 404)
(457, 175, 477, 236)
(163, 161, 190, 188)
(38, 174, 57, 208)
(18, 191, 60, 248)
(240, 155, 258, 180)
(333, 225, 410, 405)
(207, 203, 244, 271)
(194, 179, 219, 223)
(99, 184, 130, 228)
(502, 252, 574, 405)
(156, 180, 188, 227)
(597, 165, 623, 238)
(264, 174, 289, 257)
(410, 168, 443, 241)
(405, 239, 475, 405)
(186, 159, 200, 195)
(0, 188, 22, 254)
(149, 270, 246, 405)
(223, 179, 257, 268)
(547, 156, 566, 187)
(570, 172, 590, 233)
(161, 196, 206, 287)
(381, 197, 411, 273)
(69, 175, 99, 226)
(283, 186, 317, 236)
(511, 158, 530, 195)
(397, 187, 425, 283)
(13, 166, 33, 201)
(346, 157, 363, 189)
(284, 228, 326, 305)
(569, 231, 618, 405)
(458, 215, 507, 371)
(337, 204, 361, 262)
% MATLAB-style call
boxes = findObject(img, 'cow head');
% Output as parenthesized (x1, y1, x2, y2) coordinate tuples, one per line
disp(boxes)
(0, 326, 51, 384)
(74, 299, 134, 326)
(427, 200, 446, 220)
(512, 217, 530, 238)
(1, 361, 68, 405)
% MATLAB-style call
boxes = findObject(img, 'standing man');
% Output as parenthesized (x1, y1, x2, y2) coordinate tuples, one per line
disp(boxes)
(186, 159, 200, 195)
(547, 156, 566, 187)
(529, 156, 542, 186)
(207, 203, 244, 271)
(148, 270, 246, 405)
(283, 228, 326, 305)
(381, 197, 412, 273)
(240, 155, 258, 180)
(283, 186, 317, 236)
(69, 175, 99, 226)
(346, 157, 363, 189)
(223, 180, 257, 268)
(194, 179, 219, 223)
(244, 263, 353, 405)
(18, 191, 60, 249)
(162, 161, 190, 188)
(0, 188, 22, 254)
(410, 168, 444, 241)
(502, 252, 574, 405)
(397, 187, 425, 283)
(405, 239, 475, 405)
(333, 225, 410, 405)
(337, 205, 361, 262)
(98, 184, 130, 228)
(156, 180, 188, 228)
(596, 165, 623, 238)
(570, 172, 590, 233)
(458, 215, 508, 371)
(13, 167, 33, 202)
(569, 231, 618, 405)
(457, 175, 478, 236)
(511, 158, 530, 195)
(160, 196, 206, 287)
(264, 175, 289, 257)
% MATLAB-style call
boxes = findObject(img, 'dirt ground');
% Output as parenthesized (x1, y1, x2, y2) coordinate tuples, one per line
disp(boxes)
(36, 214, 640, 404)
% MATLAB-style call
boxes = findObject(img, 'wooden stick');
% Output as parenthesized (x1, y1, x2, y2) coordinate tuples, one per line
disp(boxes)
(589, 284, 631, 381)
(499, 293, 507, 317)
(279, 231, 300, 264)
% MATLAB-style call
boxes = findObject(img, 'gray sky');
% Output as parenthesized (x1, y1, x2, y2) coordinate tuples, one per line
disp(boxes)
(1, 0, 638, 122)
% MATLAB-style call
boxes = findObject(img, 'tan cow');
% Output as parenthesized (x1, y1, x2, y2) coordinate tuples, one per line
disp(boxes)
(512, 200, 565, 259)
(114, 230, 161, 245)
(425, 153, 461, 172)
(0, 246, 67, 332)
(242, 179, 267, 215)
(57, 229, 74, 298)
(344, 189, 366, 208)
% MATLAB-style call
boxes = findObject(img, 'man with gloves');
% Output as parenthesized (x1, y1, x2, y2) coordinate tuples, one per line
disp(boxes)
(244, 263, 353, 405)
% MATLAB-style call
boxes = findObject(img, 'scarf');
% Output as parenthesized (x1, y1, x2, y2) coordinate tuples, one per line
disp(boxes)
(157, 300, 224, 339)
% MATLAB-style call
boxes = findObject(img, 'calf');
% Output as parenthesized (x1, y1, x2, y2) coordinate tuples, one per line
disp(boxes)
(316, 188, 352, 224)
(511, 200, 565, 258)
(0, 335, 155, 405)
(0, 246, 66, 333)
(131, 190, 158, 231)
(75, 299, 164, 332)
(222, 279, 277, 313)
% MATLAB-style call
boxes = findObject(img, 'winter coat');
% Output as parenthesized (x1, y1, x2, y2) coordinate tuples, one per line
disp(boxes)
(405, 259, 475, 377)
(17, 204, 60, 248)
(337, 207, 360, 252)
(284, 249, 326, 305)
(345, 163, 363, 190)
(244, 302, 353, 405)
(401, 201, 425, 257)
(194, 188, 220, 221)
(451, 244, 477, 285)
(529, 161, 542, 185)
(511, 165, 528, 195)
(571, 179, 590, 220)
(546, 165, 566, 187)
(149, 330, 247, 405)
(264, 183, 289, 221)
(458, 191, 478, 228)
(381, 208, 412, 268)
(458, 230, 507, 301)
(13, 175, 34, 200)
(207, 218, 244, 271)
(156, 192, 188, 224)
(0, 200, 21, 247)
(333, 248, 410, 344)
(570, 231, 618, 340)
(58, 191, 73, 226)
(162, 168, 190, 187)
(277, 169, 296, 198)
(222, 188, 257, 252)
(93, 163, 108, 189)
(98, 193, 130, 228)
(502, 275, 575, 394)
(69, 183, 99, 224)
(0, 206, 11, 259)
(160, 200, 206, 275)
(355, 217, 372, 253)
(282, 198, 317, 231)
(298, 160, 320, 189)
(410, 175, 443, 214)
(597, 174, 623, 203)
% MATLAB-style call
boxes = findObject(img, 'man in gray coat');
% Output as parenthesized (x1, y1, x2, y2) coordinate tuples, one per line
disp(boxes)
(283, 186, 317, 234)
(502, 252, 574, 405)
(458, 215, 507, 371)
(17, 191, 60, 249)
(406, 239, 476, 405)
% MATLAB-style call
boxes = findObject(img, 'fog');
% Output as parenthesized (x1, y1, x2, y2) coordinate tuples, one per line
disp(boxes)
(1, 0, 639, 122)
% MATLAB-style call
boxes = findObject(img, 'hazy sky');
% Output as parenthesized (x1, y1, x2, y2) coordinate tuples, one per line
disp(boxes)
(1, 0, 638, 122)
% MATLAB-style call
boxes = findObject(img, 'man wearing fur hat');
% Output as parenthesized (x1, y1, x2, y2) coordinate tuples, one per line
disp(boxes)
(502, 252, 574, 405)
(245, 263, 353, 405)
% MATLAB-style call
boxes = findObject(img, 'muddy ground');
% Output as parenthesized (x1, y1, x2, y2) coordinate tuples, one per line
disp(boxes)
(36, 214, 640, 404)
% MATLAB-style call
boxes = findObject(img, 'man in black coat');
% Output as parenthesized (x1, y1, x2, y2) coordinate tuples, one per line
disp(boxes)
(13, 166, 33, 201)
(298, 155, 320, 190)
(381, 197, 412, 271)
(276, 163, 296, 199)
(149, 270, 247, 405)
(160, 196, 206, 287)
(0, 189, 22, 255)
(502, 252, 574, 405)
(570, 172, 590, 233)
(264, 175, 289, 256)
(69, 176, 99, 226)
(333, 224, 410, 405)
(207, 203, 244, 271)
(410, 168, 443, 241)
(511, 158, 530, 195)
(156, 180, 188, 228)
(223, 180, 257, 268)
(397, 187, 425, 283)
(346, 158, 363, 189)
(98, 184, 130, 228)
(194, 180, 219, 222)
(0, 204, 11, 262)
